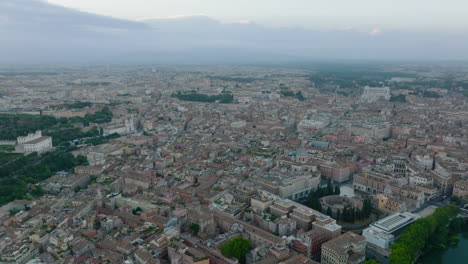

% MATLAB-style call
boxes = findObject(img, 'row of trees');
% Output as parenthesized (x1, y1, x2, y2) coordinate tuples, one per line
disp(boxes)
(335, 199, 372, 222)
(389, 94, 407, 102)
(0, 150, 88, 205)
(305, 179, 340, 212)
(0, 107, 113, 141)
(390, 205, 461, 264)
(280, 90, 306, 101)
(220, 236, 250, 264)
(172, 91, 234, 103)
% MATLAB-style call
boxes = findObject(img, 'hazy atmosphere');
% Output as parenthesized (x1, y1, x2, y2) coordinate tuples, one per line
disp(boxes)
(1, 0, 468, 63)
(1, 1, 468, 264)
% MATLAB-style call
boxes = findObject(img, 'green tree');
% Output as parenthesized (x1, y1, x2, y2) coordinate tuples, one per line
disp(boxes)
(390, 205, 460, 263)
(326, 207, 332, 217)
(30, 185, 43, 197)
(189, 223, 200, 235)
(334, 185, 340, 195)
(326, 178, 333, 195)
(364, 260, 379, 264)
(450, 196, 461, 205)
(220, 236, 250, 264)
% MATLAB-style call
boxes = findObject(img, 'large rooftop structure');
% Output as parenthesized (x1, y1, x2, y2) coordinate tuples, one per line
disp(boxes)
(370, 212, 419, 234)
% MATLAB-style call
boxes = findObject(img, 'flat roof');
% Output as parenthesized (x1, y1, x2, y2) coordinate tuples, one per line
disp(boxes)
(371, 213, 418, 233)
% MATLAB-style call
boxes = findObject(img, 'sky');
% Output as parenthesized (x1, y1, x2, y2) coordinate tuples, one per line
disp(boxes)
(45, 0, 468, 32)
(1, 0, 467, 64)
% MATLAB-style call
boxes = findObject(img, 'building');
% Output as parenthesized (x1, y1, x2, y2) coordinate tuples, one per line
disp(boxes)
(453, 180, 468, 200)
(362, 228, 394, 250)
(415, 155, 434, 170)
(360, 86, 391, 103)
(312, 216, 342, 240)
(321, 232, 366, 264)
(317, 160, 350, 183)
(289, 204, 323, 231)
(362, 212, 419, 264)
(373, 194, 407, 213)
(353, 171, 392, 195)
(298, 228, 329, 261)
(255, 173, 320, 200)
(15, 130, 53, 153)
(369, 212, 418, 235)
(347, 120, 391, 140)
(102, 117, 135, 136)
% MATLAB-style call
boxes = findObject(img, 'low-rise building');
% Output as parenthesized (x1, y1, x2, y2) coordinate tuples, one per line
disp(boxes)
(321, 232, 366, 264)
(453, 180, 468, 200)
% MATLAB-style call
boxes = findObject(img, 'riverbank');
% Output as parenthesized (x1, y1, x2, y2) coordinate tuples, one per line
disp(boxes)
(417, 231, 468, 264)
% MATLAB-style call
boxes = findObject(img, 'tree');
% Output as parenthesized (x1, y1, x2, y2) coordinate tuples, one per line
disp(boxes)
(31, 185, 43, 197)
(390, 205, 460, 263)
(326, 179, 333, 195)
(220, 236, 251, 264)
(450, 196, 461, 205)
(132, 207, 143, 215)
(189, 223, 200, 235)
(336, 209, 341, 221)
(364, 260, 379, 264)
(334, 185, 340, 195)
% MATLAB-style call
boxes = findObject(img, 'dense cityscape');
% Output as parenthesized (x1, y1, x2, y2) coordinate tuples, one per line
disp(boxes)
(0, 63, 467, 264)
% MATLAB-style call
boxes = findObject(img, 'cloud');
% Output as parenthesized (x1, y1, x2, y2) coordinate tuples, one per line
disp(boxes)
(369, 28, 382, 35)
(338, 26, 354, 32)
(222, 20, 253, 25)
(1, 0, 468, 63)
(136, 14, 207, 21)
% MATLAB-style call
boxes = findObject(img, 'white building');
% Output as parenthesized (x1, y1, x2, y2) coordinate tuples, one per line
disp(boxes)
(415, 155, 434, 170)
(409, 174, 434, 185)
(362, 227, 394, 249)
(370, 212, 419, 234)
(16, 130, 53, 154)
(361, 86, 391, 103)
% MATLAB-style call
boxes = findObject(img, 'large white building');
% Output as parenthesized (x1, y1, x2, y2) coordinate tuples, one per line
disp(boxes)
(16, 130, 53, 153)
(361, 86, 391, 103)
(362, 227, 394, 249)
(363, 212, 419, 256)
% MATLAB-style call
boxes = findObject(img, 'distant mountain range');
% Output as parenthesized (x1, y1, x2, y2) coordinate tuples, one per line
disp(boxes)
(1, 0, 467, 64)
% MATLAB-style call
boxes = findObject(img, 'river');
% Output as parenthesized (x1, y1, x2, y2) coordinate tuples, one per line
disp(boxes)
(417, 232, 468, 263)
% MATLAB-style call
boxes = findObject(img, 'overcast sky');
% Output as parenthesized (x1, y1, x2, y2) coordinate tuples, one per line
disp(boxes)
(46, 0, 468, 32)
(1, 0, 467, 63)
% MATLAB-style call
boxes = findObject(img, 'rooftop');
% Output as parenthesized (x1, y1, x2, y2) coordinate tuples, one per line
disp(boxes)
(371, 212, 418, 233)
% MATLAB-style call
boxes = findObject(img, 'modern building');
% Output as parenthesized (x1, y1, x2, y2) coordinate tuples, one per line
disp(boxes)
(362, 227, 394, 250)
(369, 212, 419, 235)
